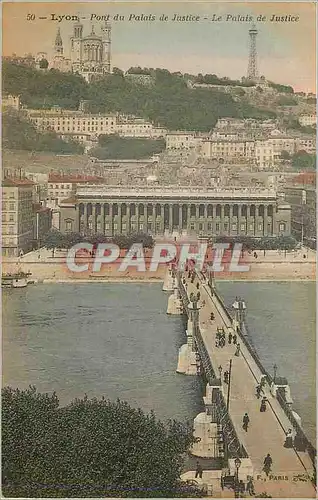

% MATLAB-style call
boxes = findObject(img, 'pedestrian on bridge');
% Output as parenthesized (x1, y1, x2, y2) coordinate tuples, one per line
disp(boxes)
(196, 282, 200, 289)
(284, 428, 293, 448)
(260, 396, 267, 412)
(246, 477, 255, 496)
(256, 385, 262, 399)
(218, 365, 223, 378)
(235, 343, 241, 356)
(224, 370, 229, 384)
(263, 454, 273, 476)
(233, 333, 237, 344)
(210, 312, 215, 321)
(228, 331, 233, 344)
(242, 413, 250, 432)
(195, 460, 203, 479)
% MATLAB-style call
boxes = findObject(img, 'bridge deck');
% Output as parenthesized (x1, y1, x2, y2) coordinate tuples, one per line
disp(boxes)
(183, 273, 315, 498)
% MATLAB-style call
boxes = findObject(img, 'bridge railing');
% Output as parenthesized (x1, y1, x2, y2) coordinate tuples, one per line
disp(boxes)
(208, 279, 316, 472)
(177, 273, 247, 460)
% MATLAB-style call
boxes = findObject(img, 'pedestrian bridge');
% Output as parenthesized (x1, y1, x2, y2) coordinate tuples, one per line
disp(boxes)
(163, 267, 316, 498)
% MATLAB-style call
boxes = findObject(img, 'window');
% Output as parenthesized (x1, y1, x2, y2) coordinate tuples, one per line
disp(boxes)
(190, 223, 195, 230)
(122, 223, 127, 230)
(279, 223, 286, 232)
(139, 223, 144, 230)
(207, 222, 212, 231)
(66, 220, 73, 232)
(215, 223, 220, 232)
(9, 192, 15, 199)
(240, 223, 245, 231)
(9, 214, 14, 222)
(258, 223, 263, 231)
(9, 226, 14, 234)
(199, 223, 203, 230)
(9, 202, 15, 211)
(105, 223, 110, 230)
(113, 223, 118, 230)
(224, 223, 229, 231)
(232, 223, 237, 230)
(249, 224, 254, 230)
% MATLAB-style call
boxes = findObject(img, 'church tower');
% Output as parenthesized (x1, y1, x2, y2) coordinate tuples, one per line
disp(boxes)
(70, 20, 83, 73)
(54, 28, 63, 55)
(101, 22, 111, 73)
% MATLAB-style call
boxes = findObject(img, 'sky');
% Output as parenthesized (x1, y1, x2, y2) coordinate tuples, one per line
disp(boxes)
(2, 1, 317, 92)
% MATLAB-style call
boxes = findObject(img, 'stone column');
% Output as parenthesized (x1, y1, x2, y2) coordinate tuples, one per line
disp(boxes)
(92, 204, 96, 234)
(136, 204, 139, 232)
(220, 205, 224, 234)
(126, 203, 130, 233)
(263, 205, 268, 236)
(109, 203, 113, 236)
(169, 204, 173, 233)
(160, 203, 164, 234)
(178, 205, 182, 233)
(82, 203, 88, 233)
(204, 204, 208, 233)
(187, 205, 191, 234)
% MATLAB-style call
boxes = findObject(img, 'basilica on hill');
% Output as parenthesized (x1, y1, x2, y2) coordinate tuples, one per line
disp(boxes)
(52, 21, 111, 82)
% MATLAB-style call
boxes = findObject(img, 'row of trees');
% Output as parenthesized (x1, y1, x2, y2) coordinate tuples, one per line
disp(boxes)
(43, 230, 155, 255)
(213, 235, 298, 251)
(2, 386, 199, 497)
(2, 109, 84, 154)
(90, 135, 165, 160)
(195, 73, 255, 87)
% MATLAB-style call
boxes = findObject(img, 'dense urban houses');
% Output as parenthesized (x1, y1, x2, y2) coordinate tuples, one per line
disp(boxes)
(26, 107, 167, 147)
(59, 185, 291, 238)
(2, 178, 35, 257)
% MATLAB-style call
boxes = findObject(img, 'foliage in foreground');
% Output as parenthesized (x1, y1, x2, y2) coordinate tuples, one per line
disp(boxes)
(2, 386, 198, 497)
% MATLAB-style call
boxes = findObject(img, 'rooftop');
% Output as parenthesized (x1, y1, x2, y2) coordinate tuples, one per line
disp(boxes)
(2, 178, 34, 187)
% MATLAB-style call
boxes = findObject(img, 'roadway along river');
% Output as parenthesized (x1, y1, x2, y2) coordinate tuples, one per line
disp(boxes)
(2, 282, 315, 443)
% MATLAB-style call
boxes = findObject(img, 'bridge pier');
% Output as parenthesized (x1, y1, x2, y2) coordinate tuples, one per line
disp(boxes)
(162, 266, 174, 292)
(176, 312, 198, 374)
(167, 279, 184, 314)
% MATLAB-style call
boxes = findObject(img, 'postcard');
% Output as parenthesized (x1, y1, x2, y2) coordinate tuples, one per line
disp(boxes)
(2, 1, 316, 498)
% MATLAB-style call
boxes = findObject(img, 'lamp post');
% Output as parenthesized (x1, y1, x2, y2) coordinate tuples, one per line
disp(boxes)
(234, 457, 242, 497)
(273, 363, 277, 383)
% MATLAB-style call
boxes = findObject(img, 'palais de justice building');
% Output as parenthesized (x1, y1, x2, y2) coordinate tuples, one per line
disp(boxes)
(60, 186, 291, 238)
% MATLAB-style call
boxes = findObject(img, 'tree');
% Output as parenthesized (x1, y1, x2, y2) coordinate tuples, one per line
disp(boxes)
(280, 150, 290, 160)
(2, 386, 198, 498)
(43, 229, 66, 256)
(291, 151, 316, 171)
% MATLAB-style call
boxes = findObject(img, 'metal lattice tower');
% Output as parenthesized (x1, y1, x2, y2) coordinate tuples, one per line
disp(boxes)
(247, 24, 259, 81)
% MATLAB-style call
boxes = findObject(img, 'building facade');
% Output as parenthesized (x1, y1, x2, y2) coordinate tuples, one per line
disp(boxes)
(2, 179, 35, 256)
(298, 114, 316, 127)
(2, 94, 21, 110)
(52, 22, 111, 82)
(59, 186, 291, 238)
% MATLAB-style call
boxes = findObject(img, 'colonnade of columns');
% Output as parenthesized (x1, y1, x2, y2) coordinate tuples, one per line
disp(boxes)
(77, 201, 276, 237)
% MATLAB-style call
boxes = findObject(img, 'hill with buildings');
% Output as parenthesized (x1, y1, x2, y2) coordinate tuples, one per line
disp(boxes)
(3, 62, 277, 133)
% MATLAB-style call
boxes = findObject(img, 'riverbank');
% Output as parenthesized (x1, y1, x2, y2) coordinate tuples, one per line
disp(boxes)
(3, 248, 315, 283)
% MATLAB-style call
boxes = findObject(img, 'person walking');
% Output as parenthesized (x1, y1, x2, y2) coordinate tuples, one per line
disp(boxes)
(224, 371, 229, 384)
(256, 385, 262, 399)
(260, 397, 267, 412)
(263, 454, 273, 476)
(235, 343, 241, 356)
(195, 460, 203, 479)
(228, 331, 233, 344)
(246, 477, 255, 496)
(239, 480, 245, 496)
(233, 333, 237, 344)
(284, 428, 293, 448)
(243, 413, 250, 432)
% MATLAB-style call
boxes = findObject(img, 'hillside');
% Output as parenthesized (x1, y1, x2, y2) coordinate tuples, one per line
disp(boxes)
(2, 109, 84, 154)
(3, 62, 277, 132)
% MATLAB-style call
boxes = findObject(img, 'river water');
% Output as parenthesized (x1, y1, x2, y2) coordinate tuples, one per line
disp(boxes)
(2, 282, 315, 443)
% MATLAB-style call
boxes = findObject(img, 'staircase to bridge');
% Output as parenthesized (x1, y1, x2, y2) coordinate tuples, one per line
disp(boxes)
(163, 266, 316, 498)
